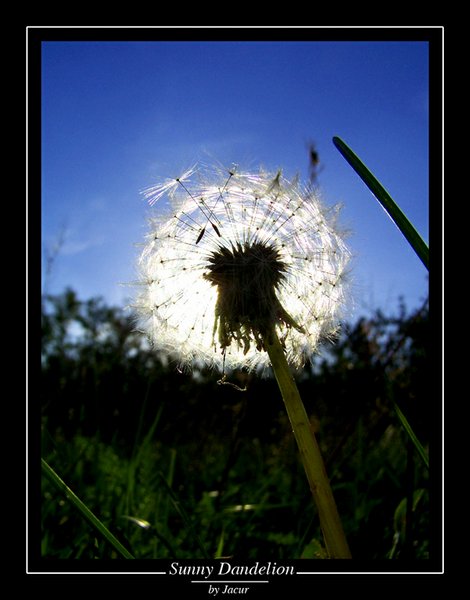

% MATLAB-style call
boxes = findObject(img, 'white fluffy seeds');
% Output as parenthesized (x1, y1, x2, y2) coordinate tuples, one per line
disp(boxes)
(135, 164, 350, 372)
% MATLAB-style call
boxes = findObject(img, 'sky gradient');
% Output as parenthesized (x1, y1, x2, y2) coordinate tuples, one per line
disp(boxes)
(39, 34, 434, 320)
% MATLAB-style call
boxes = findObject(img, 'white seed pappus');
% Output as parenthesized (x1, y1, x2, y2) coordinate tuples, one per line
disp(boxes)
(135, 164, 350, 372)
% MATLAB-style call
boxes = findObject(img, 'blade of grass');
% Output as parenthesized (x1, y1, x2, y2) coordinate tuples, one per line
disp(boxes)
(158, 448, 177, 545)
(121, 515, 178, 558)
(332, 136, 429, 270)
(126, 403, 164, 515)
(157, 471, 211, 559)
(215, 525, 225, 559)
(41, 458, 135, 559)
(392, 402, 429, 470)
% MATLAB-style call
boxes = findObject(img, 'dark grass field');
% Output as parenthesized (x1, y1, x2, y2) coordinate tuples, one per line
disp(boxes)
(38, 290, 434, 563)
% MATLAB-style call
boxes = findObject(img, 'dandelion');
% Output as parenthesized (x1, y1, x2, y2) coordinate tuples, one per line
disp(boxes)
(136, 164, 350, 373)
(135, 163, 352, 558)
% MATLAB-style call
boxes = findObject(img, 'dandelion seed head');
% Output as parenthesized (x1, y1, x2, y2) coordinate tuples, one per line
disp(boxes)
(135, 164, 351, 372)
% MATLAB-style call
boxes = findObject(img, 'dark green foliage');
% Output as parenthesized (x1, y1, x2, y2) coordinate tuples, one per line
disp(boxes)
(40, 289, 433, 560)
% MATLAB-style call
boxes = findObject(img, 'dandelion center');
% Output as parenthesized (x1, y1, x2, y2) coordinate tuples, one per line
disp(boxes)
(204, 241, 304, 355)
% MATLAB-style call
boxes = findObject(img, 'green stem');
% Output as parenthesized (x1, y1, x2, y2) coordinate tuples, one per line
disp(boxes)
(264, 331, 351, 559)
(41, 458, 135, 559)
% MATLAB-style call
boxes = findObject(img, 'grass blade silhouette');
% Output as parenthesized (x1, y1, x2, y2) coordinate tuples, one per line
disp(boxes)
(41, 458, 135, 559)
(333, 136, 429, 270)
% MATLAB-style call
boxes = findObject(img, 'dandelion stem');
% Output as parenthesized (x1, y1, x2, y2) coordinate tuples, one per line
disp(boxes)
(264, 330, 351, 559)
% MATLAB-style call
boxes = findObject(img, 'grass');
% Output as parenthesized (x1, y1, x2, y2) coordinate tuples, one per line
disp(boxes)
(41, 458, 135, 559)
(41, 425, 321, 559)
(40, 371, 430, 561)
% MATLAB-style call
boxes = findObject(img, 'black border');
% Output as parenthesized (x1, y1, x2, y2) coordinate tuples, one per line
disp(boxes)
(28, 25, 444, 581)
(27, 25, 439, 43)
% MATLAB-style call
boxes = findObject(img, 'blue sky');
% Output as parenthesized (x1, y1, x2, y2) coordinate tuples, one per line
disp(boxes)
(41, 38, 431, 319)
